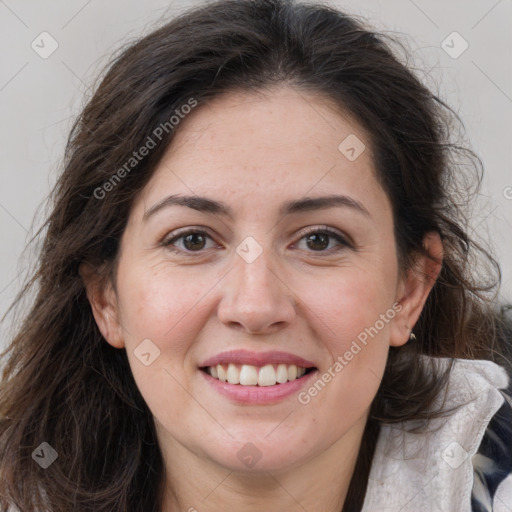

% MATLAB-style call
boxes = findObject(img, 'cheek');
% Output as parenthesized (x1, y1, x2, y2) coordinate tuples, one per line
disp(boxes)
(302, 265, 397, 347)
(295, 266, 396, 411)
(117, 267, 205, 427)
(117, 263, 212, 349)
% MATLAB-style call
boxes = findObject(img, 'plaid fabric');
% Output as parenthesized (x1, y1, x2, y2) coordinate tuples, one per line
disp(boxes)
(471, 391, 512, 511)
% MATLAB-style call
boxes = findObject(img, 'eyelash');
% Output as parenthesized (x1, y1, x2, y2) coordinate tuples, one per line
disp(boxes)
(161, 226, 352, 256)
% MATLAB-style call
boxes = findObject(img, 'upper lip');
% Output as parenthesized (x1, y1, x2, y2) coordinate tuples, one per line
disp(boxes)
(200, 349, 317, 368)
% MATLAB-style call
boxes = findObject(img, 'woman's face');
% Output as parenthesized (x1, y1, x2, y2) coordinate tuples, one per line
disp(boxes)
(90, 86, 433, 473)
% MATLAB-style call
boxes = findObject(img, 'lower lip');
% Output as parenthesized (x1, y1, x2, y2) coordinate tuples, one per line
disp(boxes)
(200, 369, 318, 404)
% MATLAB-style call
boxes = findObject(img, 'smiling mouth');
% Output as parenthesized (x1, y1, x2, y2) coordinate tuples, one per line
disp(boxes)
(200, 363, 316, 386)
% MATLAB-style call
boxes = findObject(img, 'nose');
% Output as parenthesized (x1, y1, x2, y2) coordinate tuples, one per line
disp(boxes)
(217, 244, 296, 334)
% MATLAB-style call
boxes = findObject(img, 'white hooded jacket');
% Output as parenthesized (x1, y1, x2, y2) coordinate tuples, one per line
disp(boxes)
(362, 357, 512, 512)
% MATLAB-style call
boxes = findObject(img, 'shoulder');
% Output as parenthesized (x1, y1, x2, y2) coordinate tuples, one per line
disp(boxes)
(471, 390, 512, 511)
(362, 357, 511, 512)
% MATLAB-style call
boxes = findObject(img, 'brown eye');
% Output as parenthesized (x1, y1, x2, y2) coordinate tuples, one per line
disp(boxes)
(162, 229, 216, 254)
(182, 232, 207, 251)
(295, 227, 351, 253)
(305, 232, 330, 251)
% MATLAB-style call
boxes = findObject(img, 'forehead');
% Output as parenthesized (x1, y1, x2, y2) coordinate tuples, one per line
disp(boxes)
(134, 86, 391, 221)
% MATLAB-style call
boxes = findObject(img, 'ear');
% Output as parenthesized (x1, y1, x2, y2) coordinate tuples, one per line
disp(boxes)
(79, 262, 125, 349)
(389, 231, 443, 347)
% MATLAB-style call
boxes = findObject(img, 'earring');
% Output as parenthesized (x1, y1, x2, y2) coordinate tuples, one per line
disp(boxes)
(409, 332, 416, 341)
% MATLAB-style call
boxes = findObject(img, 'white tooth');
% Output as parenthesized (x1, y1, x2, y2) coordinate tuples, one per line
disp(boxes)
(297, 367, 306, 378)
(276, 364, 289, 383)
(239, 365, 258, 385)
(287, 364, 298, 381)
(210, 366, 218, 379)
(258, 364, 277, 386)
(217, 364, 227, 382)
(227, 363, 240, 384)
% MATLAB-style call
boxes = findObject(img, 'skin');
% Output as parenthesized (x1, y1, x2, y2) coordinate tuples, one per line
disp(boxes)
(82, 85, 443, 511)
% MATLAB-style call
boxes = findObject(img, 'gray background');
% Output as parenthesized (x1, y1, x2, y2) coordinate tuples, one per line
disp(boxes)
(1, 0, 511, 351)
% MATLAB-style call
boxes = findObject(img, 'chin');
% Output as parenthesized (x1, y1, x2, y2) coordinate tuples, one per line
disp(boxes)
(203, 435, 312, 473)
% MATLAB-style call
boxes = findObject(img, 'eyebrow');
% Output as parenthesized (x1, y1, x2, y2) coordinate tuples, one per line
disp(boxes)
(142, 193, 371, 222)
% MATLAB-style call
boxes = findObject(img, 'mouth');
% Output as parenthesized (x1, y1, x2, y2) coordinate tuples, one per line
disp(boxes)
(200, 363, 317, 386)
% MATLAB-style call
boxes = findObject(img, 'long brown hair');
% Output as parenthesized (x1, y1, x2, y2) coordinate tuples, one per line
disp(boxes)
(1, 0, 509, 510)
